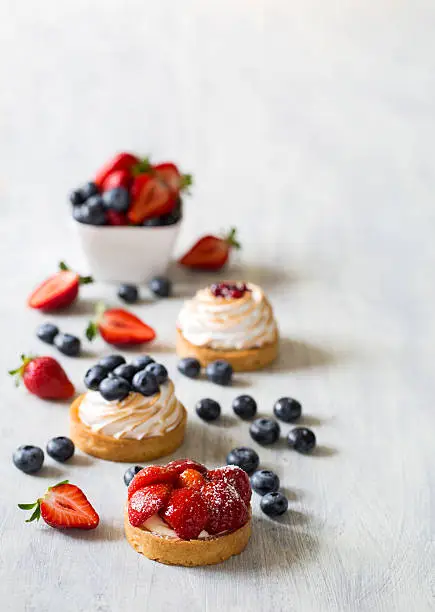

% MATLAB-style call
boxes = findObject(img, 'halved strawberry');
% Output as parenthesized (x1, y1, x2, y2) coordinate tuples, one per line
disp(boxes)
(128, 465, 178, 499)
(178, 468, 206, 490)
(95, 152, 139, 190)
(106, 210, 128, 226)
(153, 163, 193, 196)
(18, 481, 99, 530)
(28, 261, 93, 311)
(178, 228, 241, 271)
(208, 466, 251, 505)
(128, 484, 172, 527)
(86, 304, 156, 346)
(128, 174, 174, 225)
(9, 355, 75, 400)
(162, 488, 208, 540)
(102, 169, 132, 192)
(166, 459, 208, 475)
(201, 480, 248, 535)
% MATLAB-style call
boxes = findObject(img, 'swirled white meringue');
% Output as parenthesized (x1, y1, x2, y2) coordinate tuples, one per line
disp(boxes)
(78, 381, 183, 440)
(177, 283, 278, 350)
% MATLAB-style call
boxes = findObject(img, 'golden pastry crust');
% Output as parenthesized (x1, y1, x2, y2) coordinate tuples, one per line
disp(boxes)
(124, 509, 251, 566)
(176, 328, 279, 372)
(70, 395, 187, 463)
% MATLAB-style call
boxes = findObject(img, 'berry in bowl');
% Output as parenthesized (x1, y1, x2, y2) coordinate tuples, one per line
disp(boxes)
(71, 153, 192, 283)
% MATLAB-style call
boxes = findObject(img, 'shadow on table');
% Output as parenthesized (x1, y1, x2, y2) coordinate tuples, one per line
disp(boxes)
(270, 337, 337, 373)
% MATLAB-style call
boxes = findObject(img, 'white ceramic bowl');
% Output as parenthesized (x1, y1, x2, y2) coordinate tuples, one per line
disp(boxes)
(74, 220, 181, 284)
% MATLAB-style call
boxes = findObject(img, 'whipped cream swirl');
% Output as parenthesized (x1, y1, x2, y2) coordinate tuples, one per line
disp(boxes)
(177, 282, 277, 350)
(78, 381, 183, 440)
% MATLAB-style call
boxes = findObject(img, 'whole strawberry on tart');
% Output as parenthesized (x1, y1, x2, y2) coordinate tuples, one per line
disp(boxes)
(124, 460, 252, 566)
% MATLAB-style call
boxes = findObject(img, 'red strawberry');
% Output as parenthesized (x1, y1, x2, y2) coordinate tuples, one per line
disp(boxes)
(106, 210, 128, 226)
(95, 152, 139, 190)
(128, 174, 174, 225)
(178, 228, 241, 271)
(178, 469, 206, 490)
(28, 261, 93, 311)
(86, 304, 156, 346)
(153, 162, 193, 196)
(128, 465, 178, 499)
(18, 481, 99, 530)
(162, 488, 208, 540)
(208, 466, 251, 505)
(166, 459, 208, 475)
(201, 480, 249, 535)
(128, 484, 172, 527)
(102, 169, 132, 192)
(9, 355, 75, 400)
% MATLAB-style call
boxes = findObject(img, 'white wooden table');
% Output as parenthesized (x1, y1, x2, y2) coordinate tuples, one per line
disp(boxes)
(0, 2, 434, 611)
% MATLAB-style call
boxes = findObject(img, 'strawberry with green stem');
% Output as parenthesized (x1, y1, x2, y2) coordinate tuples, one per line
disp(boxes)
(178, 228, 241, 271)
(86, 302, 156, 346)
(9, 355, 75, 399)
(28, 261, 93, 311)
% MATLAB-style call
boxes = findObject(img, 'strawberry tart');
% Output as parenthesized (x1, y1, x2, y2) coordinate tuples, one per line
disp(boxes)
(176, 282, 279, 371)
(124, 460, 251, 566)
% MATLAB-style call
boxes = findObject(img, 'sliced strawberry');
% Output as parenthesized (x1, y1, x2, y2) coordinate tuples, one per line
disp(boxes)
(153, 163, 193, 196)
(106, 210, 128, 226)
(86, 305, 156, 346)
(102, 169, 132, 192)
(9, 355, 75, 400)
(162, 488, 208, 540)
(28, 262, 93, 311)
(95, 152, 139, 190)
(178, 228, 241, 271)
(18, 481, 99, 530)
(201, 480, 249, 535)
(128, 484, 172, 527)
(128, 174, 174, 225)
(166, 459, 208, 475)
(208, 466, 251, 505)
(178, 469, 206, 490)
(128, 465, 178, 499)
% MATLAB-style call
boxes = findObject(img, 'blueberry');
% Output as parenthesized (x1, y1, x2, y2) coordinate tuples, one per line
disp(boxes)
(84, 365, 108, 390)
(226, 447, 259, 475)
(206, 360, 233, 386)
(142, 217, 163, 227)
(36, 322, 59, 345)
(273, 397, 302, 423)
(102, 187, 130, 213)
(46, 437, 75, 462)
(250, 470, 280, 496)
(98, 354, 126, 371)
(177, 357, 201, 379)
(80, 181, 99, 200)
(99, 376, 131, 401)
(54, 333, 81, 357)
(195, 398, 221, 422)
(77, 203, 106, 226)
(149, 276, 172, 298)
(132, 371, 159, 396)
(112, 363, 139, 383)
(144, 362, 168, 384)
(131, 355, 155, 370)
(287, 427, 316, 453)
(124, 465, 143, 486)
(117, 284, 139, 304)
(69, 189, 85, 206)
(260, 492, 288, 517)
(250, 418, 280, 445)
(72, 205, 88, 224)
(13, 445, 44, 474)
(232, 395, 257, 420)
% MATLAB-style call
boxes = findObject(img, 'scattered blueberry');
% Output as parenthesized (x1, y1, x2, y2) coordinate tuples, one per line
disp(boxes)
(13, 445, 44, 474)
(273, 397, 302, 423)
(99, 376, 131, 401)
(124, 465, 143, 486)
(144, 362, 168, 384)
(131, 355, 155, 370)
(206, 360, 233, 386)
(250, 418, 280, 445)
(84, 365, 108, 391)
(260, 491, 288, 517)
(80, 181, 99, 200)
(149, 276, 172, 298)
(226, 447, 259, 475)
(287, 427, 316, 453)
(195, 398, 221, 422)
(46, 437, 75, 462)
(132, 371, 159, 396)
(36, 322, 59, 345)
(69, 189, 85, 206)
(54, 333, 81, 357)
(117, 284, 139, 304)
(177, 357, 201, 379)
(250, 470, 280, 496)
(98, 355, 126, 371)
(112, 363, 139, 383)
(102, 187, 130, 213)
(232, 395, 257, 420)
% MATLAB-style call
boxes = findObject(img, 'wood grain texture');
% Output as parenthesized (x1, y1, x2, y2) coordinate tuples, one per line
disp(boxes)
(0, 1, 434, 611)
